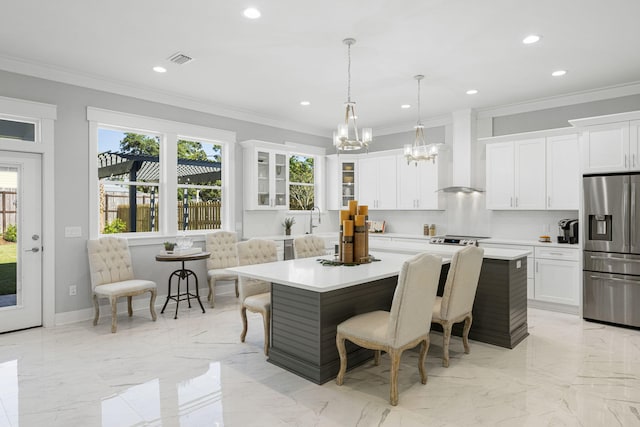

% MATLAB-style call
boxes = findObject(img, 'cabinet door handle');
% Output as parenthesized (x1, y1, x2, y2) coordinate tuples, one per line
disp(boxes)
(515, 197, 519, 208)
(634, 154, 637, 168)
(625, 154, 628, 168)
(416, 199, 420, 208)
(548, 196, 551, 208)
(536, 261, 539, 273)
(510, 197, 513, 208)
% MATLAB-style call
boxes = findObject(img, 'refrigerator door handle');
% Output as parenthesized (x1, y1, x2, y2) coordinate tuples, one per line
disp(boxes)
(632, 182, 637, 253)
(589, 255, 640, 263)
(589, 275, 640, 284)
(623, 181, 630, 253)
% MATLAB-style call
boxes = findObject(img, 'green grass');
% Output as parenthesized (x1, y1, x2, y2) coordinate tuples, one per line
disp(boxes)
(0, 243, 17, 295)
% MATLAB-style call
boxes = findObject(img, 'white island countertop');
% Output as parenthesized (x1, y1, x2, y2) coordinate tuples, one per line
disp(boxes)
(227, 252, 449, 292)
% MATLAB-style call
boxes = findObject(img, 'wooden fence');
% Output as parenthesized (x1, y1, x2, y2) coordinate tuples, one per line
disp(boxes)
(115, 201, 222, 232)
(0, 190, 16, 233)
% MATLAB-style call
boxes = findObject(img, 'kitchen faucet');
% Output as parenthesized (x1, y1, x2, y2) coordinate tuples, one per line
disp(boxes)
(309, 206, 321, 234)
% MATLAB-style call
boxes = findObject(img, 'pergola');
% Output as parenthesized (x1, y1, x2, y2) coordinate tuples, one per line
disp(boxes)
(97, 152, 222, 231)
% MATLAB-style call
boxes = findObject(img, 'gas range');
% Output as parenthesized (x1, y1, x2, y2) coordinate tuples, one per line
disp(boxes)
(429, 235, 488, 246)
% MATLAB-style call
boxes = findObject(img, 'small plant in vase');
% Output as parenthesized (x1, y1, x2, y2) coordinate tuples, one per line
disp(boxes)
(282, 217, 295, 235)
(163, 241, 176, 253)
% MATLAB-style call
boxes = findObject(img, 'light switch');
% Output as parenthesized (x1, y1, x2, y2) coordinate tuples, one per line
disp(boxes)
(65, 226, 82, 238)
(516, 260, 522, 269)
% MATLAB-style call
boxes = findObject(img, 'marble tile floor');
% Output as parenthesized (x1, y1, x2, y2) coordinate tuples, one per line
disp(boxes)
(1, 283, 640, 427)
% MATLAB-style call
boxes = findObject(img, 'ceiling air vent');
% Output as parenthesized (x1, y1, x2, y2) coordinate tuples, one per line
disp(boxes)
(168, 52, 193, 65)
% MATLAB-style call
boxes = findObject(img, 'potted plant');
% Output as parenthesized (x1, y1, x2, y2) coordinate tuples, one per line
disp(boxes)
(163, 241, 176, 253)
(282, 217, 295, 235)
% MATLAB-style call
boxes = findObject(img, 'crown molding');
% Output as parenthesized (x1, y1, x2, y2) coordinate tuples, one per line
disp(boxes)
(477, 81, 640, 119)
(0, 54, 328, 137)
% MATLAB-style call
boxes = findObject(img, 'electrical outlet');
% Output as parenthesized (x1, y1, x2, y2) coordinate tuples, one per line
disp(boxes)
(69, 285, 77, 296)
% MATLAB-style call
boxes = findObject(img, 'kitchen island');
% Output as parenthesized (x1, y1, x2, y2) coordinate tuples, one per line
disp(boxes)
(229, 247, 529, 384)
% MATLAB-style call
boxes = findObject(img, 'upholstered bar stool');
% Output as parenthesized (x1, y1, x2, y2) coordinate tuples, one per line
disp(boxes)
(205, 231, 239, 308)
(336, 253, 442, 406)
(236, 239, 278, 355)
(293, 235, 326, 258)
(87, 237, 157, 333)
(431, 245, 484, 367)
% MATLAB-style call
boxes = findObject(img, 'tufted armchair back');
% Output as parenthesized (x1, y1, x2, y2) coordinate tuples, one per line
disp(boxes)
(293, 235, 326, 259)
(87, 237, 135, 290)
(387, 253, 441, 348)
(237, 239, 278, 301)
(237, 239, 278, 267)
(440, 246, 484, 320)
(206, 231, 238, 270)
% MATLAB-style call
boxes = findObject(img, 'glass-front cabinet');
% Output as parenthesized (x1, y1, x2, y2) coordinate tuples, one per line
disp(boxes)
(326, 154, 357, 210)
(341, 161, 356, 207)
(242, 140, 289, 210)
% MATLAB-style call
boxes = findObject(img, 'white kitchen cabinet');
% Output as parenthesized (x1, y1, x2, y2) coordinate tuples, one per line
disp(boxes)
(581, 122, 631, 173)
(546, 134, 579, 210)
(242, 141, 289, 210)
(534, 246, 579, 307)
(486, 138, 546, 210)
(396, 155, 444, 210)
(631, 120, 640, 170)
(357, 155, 396, 209)
(326, 155, 357, 210)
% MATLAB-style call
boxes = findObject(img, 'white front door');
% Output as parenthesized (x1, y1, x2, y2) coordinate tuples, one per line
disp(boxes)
(0, 151, 42, 333)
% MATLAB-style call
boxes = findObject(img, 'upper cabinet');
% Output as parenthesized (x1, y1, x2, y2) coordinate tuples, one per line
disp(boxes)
(486, 138, 546, 210)
(396, 156, 445, 210)
(486, 132, 580, 211)
(570, 112, 640, 174)
(242, 140, 289, 210)
(326, 155, 357, 211)
(546, 134, 579, 210)
(358, 155, 397, 209)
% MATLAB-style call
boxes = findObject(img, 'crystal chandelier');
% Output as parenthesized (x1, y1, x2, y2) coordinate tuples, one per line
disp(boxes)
(404, 75, 439, 165)
(333, 38, 372, 152)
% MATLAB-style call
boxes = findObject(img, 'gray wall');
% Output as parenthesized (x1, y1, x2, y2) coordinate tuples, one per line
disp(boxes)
(0, 69, 330, 315)
(492, 94, 640, 136)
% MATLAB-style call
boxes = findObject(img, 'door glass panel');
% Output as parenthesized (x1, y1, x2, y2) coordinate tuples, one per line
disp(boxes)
(0, 167, 17, 309)
(0, 119, 35, 142)
(257, 151, 270, 206)
(274, 153, 286, 206)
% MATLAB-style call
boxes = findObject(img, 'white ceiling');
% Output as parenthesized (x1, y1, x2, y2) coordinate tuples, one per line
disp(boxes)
(1, 0, 640, 137)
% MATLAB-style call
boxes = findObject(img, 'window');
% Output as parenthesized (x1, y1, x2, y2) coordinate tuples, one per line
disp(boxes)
(97, 129, 161, 234)
(88, 107, 236, 238)
(0, 118, 35, 142)
(289, 154, 315, 210)
(176, 138, 222, 231)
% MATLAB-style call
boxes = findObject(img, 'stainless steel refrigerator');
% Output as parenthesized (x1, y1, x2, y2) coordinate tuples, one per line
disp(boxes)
(583, 173, 640, 328)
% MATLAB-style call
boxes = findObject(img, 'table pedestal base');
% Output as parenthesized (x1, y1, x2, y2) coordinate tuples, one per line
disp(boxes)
(160, 262, 206, 319)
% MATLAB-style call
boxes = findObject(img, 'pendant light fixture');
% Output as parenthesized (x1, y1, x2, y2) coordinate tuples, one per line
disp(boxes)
(333, 38, 372, 152)
(404, 75, 439, 165)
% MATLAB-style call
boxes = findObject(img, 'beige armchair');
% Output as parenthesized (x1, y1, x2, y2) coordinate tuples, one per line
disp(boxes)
(87, 237, 157, 333)
(336, 253, 442, 406)
(205, 231, 239, 308)
(237, 239, 278, 355)
(432, 245, 484, 367)
(293, 235, 326, 258)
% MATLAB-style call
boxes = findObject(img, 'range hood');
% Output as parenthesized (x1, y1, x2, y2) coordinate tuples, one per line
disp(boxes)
(437, 110, 484, 194)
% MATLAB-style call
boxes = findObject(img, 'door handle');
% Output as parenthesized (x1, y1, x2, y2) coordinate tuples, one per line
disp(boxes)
(25, 247, 40, 253)
(515, 197, 519, 208)
(548, 196, 551, 208)
(510, 197, 513, 208)
(536, 261, 539, 273)
(625, 154, 628, 168)
(589, 255, 640, 263)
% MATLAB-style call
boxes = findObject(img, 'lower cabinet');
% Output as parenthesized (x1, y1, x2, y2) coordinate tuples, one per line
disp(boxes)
(534, 258, 579, 306)
(533, 246, 580, 307)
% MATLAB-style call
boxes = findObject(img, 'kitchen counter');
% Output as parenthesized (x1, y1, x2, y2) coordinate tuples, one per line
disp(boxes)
(482, 237, 580, 248)
(243, 232, 338, 241)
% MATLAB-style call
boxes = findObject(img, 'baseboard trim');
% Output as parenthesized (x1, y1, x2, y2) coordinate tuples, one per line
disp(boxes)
(528, 299, 580, 315)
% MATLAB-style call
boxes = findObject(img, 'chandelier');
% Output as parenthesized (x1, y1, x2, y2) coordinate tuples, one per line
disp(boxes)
(404, 75, 439, 165)
(333, 38, 372, 152)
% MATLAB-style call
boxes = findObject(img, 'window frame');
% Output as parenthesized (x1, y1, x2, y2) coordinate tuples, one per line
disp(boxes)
(288, 153, 316, 211)
(88, 107, 236, 241)
(283, 142, 326, 213)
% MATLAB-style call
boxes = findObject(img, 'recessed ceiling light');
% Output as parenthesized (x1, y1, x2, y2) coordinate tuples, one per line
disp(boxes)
(243, 7, 261, 19)
(153, 66, 167, 73)
(522, 34, 541, 44)
(466, 89, 478, 95)
(552, 70, 567, 77)
(401, 104, 411, 109)
(300, 101, 310, 106)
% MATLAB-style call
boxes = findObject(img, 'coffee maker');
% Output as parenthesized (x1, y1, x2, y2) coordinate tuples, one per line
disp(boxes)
(558, 219, 579, 244)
